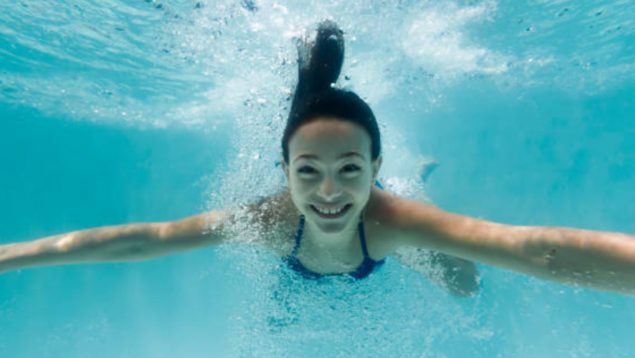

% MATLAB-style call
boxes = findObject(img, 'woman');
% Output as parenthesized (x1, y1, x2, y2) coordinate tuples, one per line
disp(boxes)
(1, 21, 634, 297)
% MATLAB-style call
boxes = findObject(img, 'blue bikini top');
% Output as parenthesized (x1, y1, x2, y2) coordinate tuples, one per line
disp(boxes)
(285, 214, 385, 280)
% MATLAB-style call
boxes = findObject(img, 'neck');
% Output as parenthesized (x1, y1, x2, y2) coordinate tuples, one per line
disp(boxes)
(303, 216, 360, 251)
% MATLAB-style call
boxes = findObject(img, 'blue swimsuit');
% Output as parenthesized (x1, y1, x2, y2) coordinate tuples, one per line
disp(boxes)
(285, 214, 385, 280)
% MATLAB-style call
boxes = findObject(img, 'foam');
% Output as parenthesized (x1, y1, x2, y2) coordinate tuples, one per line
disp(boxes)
(401, 1, 509, 77)
(3, 0, 635, 130)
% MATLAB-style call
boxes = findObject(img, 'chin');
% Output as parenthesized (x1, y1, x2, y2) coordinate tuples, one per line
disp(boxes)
(307, 208, 361, 234)
(314, 220, 349, 234)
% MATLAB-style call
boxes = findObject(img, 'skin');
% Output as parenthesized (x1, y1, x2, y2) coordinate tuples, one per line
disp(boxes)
(284, 118, 382, 256)
(1, 117, 635, 297)
(282, 117, 477, 295)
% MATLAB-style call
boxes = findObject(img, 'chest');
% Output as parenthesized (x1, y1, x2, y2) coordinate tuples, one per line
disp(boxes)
(260, 190, 406, 271)
(287, 217, 399, 275)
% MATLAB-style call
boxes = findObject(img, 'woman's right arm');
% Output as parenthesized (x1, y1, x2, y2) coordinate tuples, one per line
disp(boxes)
(0, 210, 230, 275)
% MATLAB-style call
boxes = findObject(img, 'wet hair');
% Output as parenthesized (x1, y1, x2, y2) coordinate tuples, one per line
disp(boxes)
(281, 89, 381, 164)
(281, 20, 381, 163)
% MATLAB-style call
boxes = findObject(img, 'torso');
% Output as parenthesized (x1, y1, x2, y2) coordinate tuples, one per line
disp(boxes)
(255, 187, 404, 276)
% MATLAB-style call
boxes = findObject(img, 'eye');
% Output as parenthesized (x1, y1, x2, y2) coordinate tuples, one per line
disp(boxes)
(341, 164, 361, 173)
(297, 166, 317, 174)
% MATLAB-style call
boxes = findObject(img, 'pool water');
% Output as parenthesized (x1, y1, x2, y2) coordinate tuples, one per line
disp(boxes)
(1, 1, 635, 357)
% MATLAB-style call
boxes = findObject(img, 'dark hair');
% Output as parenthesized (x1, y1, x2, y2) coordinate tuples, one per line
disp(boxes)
(281, 20, 381, 163)
(281, 88, 382, 163)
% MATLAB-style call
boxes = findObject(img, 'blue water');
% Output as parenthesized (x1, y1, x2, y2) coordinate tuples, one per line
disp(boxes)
(1, 1, 635, 357)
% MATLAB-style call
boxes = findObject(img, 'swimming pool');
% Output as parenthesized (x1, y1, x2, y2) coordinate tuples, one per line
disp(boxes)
(1, 0, 634, 356)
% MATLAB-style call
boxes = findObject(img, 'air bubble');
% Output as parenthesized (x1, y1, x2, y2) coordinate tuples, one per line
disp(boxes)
(557, 8, 569, 17)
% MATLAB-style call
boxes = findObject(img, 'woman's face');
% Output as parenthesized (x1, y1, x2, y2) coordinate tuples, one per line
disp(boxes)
(284, 117, 382, 234)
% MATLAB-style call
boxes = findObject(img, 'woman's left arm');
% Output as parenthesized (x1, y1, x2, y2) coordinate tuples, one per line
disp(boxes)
(393, 199, 635, 295)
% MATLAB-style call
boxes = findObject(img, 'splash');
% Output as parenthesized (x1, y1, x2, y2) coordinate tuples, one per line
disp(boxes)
(2, 0, 634, 129)
(223, 250, 491, 357)
(401, 1, 509, 77)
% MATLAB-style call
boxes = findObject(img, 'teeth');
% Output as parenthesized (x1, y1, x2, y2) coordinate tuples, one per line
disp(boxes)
(315, 205, 346, 215)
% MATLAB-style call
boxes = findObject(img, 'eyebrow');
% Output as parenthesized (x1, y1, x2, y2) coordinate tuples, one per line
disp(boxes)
(293, 151, 365, 163)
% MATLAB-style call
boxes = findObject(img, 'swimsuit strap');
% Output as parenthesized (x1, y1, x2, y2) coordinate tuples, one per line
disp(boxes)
(291, 215, 306, 256)
(292, 214, 370, 257)
(357, 218, 370, 257)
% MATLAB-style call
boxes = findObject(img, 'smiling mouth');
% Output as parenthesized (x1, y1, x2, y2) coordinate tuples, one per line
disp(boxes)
(310, 204, 352, 219)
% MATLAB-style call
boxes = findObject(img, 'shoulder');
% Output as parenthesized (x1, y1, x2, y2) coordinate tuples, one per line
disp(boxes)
(239, 191, 299, 255)
(246, 191, 298, 228)
(361, 188, 422, 256)
(363, 188, 471, 253)
(364, 187, 429, 229)
(365, 188, 521, 260)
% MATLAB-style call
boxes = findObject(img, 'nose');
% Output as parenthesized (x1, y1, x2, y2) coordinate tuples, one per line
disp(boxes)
(317, 176, 342, 202)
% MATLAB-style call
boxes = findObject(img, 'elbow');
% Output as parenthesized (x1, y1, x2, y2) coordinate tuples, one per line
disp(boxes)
(98, 225, 162, 262)
(101, 241, 154, 262)
(115, 242, 151, 261)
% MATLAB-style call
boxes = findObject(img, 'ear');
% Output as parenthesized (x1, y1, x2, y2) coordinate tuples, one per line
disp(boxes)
(371, 156, 383, 180)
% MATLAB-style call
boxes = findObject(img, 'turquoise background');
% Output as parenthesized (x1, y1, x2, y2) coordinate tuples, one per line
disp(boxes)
(2, 0, 635, 356)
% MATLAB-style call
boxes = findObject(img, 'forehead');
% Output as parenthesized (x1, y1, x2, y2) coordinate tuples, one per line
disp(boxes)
(289, 117, 371, 160)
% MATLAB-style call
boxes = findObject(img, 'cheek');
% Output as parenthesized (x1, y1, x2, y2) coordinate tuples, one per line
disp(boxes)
(289, 175, 309, 191)
(287, 184, 305, 212)
(288, 176, 311, 203)
(288, 172, 372, 198)
(348, 176, 373, 198)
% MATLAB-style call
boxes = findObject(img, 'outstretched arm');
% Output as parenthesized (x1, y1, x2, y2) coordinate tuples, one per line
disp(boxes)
(394, 199, 635, 295)
(0, 210, 230, 274)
